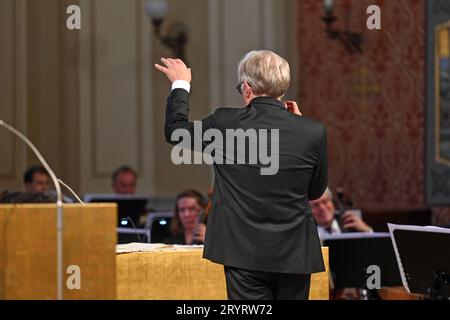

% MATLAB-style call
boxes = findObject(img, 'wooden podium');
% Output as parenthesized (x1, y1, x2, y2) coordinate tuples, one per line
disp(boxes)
(0, 204, 117, 300)
(1, 203, 329, 300)
(116, 246, 330, 300)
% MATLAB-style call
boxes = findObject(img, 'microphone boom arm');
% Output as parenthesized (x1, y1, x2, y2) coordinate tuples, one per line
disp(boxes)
(0, 119, 64, 300)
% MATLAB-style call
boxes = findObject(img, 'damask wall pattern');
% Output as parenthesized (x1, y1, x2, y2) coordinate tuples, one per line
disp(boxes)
(297, 0, 426, 211)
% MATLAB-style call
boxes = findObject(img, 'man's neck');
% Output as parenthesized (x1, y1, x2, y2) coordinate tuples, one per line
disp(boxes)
(244, 94, 282, 106)
(253, 94, 281, 101)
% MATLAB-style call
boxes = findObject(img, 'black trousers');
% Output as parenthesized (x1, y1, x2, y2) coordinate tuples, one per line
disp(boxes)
(224, 266, 311, 300)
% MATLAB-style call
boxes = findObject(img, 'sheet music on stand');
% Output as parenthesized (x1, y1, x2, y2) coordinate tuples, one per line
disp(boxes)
(388, 224, 450, 300)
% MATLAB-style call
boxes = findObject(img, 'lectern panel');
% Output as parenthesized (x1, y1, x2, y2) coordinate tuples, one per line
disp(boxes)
(0, 204, 117, 300)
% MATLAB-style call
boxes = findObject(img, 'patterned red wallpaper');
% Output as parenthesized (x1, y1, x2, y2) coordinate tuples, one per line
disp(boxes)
(297, 0, 426, 211)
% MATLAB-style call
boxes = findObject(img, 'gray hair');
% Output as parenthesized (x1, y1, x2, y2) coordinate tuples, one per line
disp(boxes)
(324, 187, 333, 200)
(237, 50, 290, 98)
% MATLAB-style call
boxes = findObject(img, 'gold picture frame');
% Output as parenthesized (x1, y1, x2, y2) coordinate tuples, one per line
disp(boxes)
(435, 21, 450, 166)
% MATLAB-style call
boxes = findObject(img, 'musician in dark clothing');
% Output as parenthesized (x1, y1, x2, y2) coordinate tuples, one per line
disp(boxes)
(163, 189, 207, 245)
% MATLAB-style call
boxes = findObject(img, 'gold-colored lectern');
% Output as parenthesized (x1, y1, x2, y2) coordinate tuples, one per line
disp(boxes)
(116, 246, 329, 300)
(0, 204, 117, 300)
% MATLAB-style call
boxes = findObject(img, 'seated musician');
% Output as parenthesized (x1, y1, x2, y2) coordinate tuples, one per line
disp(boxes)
(309, 187, 372, 239)
(163, 189, 207, 245)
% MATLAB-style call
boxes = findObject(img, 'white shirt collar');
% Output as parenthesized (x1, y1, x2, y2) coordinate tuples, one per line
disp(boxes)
(317, 219, 341, 239)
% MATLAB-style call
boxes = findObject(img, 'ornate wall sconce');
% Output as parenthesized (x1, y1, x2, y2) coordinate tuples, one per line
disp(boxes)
(322, 0, 363, 54)
(146, 0, 188, 60)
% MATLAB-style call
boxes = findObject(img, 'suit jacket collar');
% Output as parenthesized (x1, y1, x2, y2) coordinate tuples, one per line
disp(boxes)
(249, 96, 286, 111)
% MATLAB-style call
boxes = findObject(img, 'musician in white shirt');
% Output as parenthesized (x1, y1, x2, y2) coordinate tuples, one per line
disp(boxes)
(309, 187, 372, 239)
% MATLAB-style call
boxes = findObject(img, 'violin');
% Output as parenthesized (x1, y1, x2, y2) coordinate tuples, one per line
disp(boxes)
(334, 187, 355, 233)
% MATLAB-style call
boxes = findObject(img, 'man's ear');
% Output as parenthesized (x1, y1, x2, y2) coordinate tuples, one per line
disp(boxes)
(244, 81, 253, 98)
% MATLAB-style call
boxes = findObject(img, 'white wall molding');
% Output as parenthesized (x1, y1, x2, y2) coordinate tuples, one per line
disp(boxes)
(0, 0, 28, 190)
(208, 0, 297, 110)
(79, 0, 154, 195)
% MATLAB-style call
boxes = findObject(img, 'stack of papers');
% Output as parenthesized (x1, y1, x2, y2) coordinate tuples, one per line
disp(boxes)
(116, 242, 203, 254)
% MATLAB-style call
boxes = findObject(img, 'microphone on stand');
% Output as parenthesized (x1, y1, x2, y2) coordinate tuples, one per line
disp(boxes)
(124, 216, 143, 243)
(0, 119, 64, 300)
(58, 179, 85, 205)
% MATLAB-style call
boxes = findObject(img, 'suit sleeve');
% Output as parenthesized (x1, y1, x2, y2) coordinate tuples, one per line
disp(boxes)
(308, 125, 328, 200)
(164, 88, 216, 148)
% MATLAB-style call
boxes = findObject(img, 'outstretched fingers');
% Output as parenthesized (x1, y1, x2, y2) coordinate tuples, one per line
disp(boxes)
(155, 57, 177, 74)
(154, 63, 169, 74)
(155, 57, 192, 83)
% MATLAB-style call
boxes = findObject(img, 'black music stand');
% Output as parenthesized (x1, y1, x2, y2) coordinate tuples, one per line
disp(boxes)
(388, 224, 450, 300)
(84, 194, 150, 243)
(323, 233, 402, 295)
(84, 194, 149, 227)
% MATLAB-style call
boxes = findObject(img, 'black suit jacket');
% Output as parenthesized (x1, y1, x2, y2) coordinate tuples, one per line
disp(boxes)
(165, 89, 327, 274)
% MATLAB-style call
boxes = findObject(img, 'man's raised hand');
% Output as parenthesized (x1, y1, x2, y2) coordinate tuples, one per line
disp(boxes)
(154, 58, 192, 83)
(284, 101, 302, 116)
